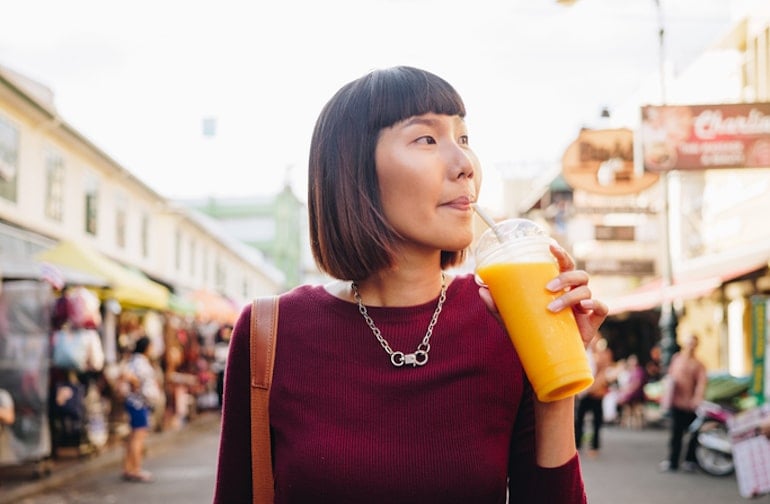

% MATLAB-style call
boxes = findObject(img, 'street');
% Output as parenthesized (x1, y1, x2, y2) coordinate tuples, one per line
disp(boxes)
(4, 417, 751, 503)
(582, 425, 746, 503)
(4, 415, 220, 504)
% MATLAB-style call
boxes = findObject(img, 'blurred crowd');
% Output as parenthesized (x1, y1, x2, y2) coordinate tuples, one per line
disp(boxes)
(576, 338, 664, 456)
(46, 286, 234, 458)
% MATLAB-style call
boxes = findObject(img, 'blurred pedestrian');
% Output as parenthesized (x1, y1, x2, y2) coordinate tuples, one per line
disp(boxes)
(0, 387, 15, 468)
(659, 334, 707, 473)
(0, 388, 13, 426)
(617, 354, 647, 429)
(214, 65, 608, 503)
(213, 323, 232, 409)
(575, 337, 613, 457)
(121, 336, 162, 482)
(646, 345, 663, 383)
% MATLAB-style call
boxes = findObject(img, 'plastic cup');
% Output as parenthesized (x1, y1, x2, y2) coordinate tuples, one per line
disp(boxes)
(474, 218, 593, 402)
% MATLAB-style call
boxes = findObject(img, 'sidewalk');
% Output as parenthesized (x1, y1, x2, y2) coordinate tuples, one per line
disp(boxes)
(0, 411, 221, 504)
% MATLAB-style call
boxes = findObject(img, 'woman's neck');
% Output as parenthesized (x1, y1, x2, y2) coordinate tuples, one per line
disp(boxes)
(356, 267, 446, 307)
(324, 262, 447, 308)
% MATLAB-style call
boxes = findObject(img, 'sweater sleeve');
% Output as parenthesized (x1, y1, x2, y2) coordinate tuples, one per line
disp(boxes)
(508, 380, 587, 503)
(213, 304, 254, 504)
(533, 454, 586, 504)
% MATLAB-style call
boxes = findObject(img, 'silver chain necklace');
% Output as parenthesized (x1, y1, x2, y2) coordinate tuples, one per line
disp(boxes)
(351, 273, 447, 368)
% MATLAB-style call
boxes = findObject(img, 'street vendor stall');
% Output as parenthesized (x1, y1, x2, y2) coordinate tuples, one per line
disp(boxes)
(0, 280, 53, 474)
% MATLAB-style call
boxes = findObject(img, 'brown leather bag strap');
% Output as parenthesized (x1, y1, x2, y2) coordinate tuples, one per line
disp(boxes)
(250, 296, 279, 504)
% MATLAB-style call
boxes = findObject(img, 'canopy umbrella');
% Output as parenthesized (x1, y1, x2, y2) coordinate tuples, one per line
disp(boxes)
(192, 288, 240, 325)
(168, 292, 197, 316)
(36, 240, 169, 311)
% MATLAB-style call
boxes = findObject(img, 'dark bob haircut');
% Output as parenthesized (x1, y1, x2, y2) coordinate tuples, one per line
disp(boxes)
(308, 66, 468, 280)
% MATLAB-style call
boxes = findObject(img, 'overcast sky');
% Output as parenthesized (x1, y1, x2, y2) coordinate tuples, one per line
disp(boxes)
(0, 0, 750, 211)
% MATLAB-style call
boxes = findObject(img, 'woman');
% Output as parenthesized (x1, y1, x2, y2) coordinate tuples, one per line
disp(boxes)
(122, 335, 161, 482)
(214, 66, 608, 503)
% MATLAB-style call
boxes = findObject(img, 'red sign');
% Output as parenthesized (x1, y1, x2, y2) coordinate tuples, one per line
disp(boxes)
(641, 103, 770, 171)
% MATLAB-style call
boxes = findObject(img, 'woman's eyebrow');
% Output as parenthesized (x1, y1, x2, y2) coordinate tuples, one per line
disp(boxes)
(400, 115, 464, 130)
(402, 116, 437, 128)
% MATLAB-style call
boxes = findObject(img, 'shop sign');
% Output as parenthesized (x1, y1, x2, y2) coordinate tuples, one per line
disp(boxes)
(562, 128, 659, 195)
(576, 258, 656, 276)
(641, 102, 770, 171)
(595, 225, 635, 241)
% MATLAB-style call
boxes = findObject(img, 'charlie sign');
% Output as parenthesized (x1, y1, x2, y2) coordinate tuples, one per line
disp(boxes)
(641, 103, 770, 171)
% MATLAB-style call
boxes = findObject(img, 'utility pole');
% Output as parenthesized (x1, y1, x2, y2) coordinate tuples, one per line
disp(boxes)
(556, 0, 679, 366)
(653, 0, 679, 370)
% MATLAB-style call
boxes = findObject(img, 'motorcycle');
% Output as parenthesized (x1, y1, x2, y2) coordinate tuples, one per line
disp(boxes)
(690, 400, 735, 477)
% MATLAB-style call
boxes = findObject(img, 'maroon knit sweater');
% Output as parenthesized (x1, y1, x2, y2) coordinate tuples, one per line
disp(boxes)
(213, 275, 586, 503)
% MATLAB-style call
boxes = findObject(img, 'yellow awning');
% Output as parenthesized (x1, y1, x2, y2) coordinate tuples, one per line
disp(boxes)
(36, 240, 169, 311)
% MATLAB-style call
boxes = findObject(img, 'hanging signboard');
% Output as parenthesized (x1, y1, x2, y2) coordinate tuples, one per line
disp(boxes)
(561, 128, 659, 195)
(641, 103, 770, 172)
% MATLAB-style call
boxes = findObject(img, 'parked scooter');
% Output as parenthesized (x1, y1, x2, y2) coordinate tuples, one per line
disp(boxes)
(685, 372, 753, 476)
(690, 400, 735, 476)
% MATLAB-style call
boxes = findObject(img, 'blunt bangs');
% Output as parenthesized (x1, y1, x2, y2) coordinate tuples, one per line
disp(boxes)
(367, 67, 466, 132)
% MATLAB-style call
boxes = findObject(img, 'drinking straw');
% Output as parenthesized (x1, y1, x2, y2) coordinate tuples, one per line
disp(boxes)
(471, 203, 504, 242)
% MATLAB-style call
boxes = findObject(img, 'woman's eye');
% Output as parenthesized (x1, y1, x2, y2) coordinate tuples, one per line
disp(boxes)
(415, 136, 436, 145)
(459, 135, 469, 145)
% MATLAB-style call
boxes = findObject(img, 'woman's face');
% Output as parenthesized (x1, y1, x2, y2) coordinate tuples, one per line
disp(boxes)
(374, 113, 481, 257)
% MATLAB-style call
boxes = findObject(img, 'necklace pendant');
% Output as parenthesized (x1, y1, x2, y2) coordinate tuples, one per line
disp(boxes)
(354, 272, 445, 369)
(391, 350, 428, 367)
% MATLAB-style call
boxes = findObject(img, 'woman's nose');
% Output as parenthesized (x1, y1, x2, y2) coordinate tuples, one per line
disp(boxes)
(447, 144, 475, 179)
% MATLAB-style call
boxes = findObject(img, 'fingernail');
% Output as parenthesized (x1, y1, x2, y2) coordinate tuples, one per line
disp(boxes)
(547, 299, 563, 312)
(546, 279, 560, 291)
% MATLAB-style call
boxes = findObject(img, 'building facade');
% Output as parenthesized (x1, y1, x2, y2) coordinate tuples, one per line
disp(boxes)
(177, 183, 309, 289)
(521, 6, 770, 390)
(0, 63, 284, 314)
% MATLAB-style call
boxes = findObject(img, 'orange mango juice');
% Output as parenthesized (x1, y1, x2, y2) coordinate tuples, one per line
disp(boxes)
(476, 261, 593, 402)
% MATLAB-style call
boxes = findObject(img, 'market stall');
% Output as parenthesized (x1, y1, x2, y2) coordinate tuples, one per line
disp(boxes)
(0, 280, 53, 473)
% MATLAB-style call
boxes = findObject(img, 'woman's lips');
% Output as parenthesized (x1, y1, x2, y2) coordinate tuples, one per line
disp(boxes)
(441, 196, 474, 210)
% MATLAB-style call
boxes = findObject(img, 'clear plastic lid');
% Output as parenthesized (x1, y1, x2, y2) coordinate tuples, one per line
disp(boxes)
(474, 218, 552, 268)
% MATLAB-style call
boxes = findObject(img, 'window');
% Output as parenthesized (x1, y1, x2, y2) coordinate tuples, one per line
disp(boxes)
(762, 27, 770, 100)
(0, 115, 19, 202)
(140, 213, 150, 258)
(84, 175, 99, 236)
(202, 247, 209, 282)
(44, 148, 65, 221)
(115, 191, 127, 249)
(174, 228, 182, 271)
(190, 239, 196, 276)
(215, 256, 226, 292)
(743, 26, 770, 101)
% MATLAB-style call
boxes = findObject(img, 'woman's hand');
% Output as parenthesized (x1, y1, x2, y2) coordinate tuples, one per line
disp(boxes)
(477, 242, 608, 348)
(546, 242, 608, 348)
